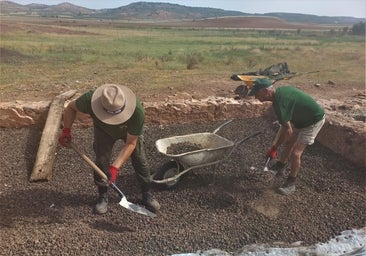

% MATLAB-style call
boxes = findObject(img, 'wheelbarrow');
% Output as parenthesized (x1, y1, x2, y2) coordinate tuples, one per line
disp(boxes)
(152, 120, 261, 189)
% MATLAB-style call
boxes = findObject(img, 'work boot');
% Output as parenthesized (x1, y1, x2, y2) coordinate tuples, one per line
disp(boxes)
(142, 192, 160, 213)
(95, 193, 108, 214)
(270, 161, 286, 177)
(278, 176, 296, 195)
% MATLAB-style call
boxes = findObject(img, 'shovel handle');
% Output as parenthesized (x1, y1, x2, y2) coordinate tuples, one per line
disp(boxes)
(70, 142, 108, 181)
(263, 157, 271, 171)
(109, 182, 126, 198)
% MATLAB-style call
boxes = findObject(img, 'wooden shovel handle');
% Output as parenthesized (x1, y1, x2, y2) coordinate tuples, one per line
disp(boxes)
(70, 142, 108, 181)
(271, 125, 283, 148)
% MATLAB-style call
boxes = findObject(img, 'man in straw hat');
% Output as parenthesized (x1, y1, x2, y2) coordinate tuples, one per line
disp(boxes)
(58, 84, 160, 214)
(248, 78, 325, 195)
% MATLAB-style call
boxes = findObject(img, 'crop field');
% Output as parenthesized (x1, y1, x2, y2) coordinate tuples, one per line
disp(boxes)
(0, 16, 365, 101)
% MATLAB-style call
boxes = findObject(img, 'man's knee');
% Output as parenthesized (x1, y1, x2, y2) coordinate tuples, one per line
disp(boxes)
(291, 145, 305, 160)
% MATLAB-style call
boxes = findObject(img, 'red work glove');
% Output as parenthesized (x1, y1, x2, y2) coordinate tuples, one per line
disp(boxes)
(266, 145, 277, 159)
(108, 165, 118, 184)
(58, 128, 71, 147)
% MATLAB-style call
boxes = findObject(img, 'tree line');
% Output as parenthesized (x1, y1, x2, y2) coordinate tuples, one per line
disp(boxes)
(351, 22, 365, 35)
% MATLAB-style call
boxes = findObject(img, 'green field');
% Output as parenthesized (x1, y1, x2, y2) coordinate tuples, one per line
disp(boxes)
(0, 18, 365, 99)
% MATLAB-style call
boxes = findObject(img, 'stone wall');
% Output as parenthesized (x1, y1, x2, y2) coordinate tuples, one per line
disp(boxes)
(0, 101, 50, 128)
(0, 97, 365, 168)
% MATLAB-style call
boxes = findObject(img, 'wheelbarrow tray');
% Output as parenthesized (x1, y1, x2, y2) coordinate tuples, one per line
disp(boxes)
(155, 132, 235, 169)
(153, 120, 261, 188)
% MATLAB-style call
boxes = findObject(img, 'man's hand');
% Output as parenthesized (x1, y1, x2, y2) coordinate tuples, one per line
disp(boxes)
(58, 128, 71, 147)
(266, 145, 277, 159)
(108, 165, 118, 184)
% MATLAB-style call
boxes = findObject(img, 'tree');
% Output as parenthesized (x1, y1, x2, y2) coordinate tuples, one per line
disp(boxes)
(341, 26, 348, 35)
(351, 22, 365, 36)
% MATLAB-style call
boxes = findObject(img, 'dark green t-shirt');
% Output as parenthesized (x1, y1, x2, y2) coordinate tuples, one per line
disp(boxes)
(273, 86, 324, 129)
(75, 89, 145, 139)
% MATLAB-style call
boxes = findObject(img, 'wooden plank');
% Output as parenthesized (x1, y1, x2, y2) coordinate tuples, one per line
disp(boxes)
(29, 90, 77, 181)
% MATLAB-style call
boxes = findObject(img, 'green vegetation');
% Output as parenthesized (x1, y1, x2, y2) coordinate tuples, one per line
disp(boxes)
(0, 18, 365, 99)
(352, 22, 366, 35)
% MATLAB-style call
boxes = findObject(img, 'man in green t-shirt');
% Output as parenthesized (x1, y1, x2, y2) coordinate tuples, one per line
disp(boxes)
(58, 84, 160, 214)
(248, 78, 325, 195)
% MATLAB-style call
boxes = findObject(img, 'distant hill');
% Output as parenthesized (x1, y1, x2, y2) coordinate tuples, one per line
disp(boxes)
(0, 1, 96, 16)
(0, 1, 364, 25)
(97, 2, 246, 20)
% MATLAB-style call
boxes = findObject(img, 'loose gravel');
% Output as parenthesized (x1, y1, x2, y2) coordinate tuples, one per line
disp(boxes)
(0, 117, 365, 256)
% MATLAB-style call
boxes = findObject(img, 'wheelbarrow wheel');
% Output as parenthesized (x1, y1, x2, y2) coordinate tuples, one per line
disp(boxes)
(234, 84, 249, 98)
(153, 160, 183, 190)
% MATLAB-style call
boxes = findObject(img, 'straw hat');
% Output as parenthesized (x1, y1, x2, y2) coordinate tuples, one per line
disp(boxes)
(91, 84, 136, 125)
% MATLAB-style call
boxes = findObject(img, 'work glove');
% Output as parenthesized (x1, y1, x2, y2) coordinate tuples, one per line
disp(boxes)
(266, 145, 277, 159)
(108, 165, 118, 184)
(58, 128, 71, 147)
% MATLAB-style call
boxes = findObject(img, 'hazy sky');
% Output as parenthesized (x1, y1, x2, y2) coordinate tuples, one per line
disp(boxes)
(8, 0, 366, 18)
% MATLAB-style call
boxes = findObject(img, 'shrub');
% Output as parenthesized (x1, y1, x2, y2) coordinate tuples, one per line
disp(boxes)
(186, 52, 204, 70)
(351, 22, 365, 36)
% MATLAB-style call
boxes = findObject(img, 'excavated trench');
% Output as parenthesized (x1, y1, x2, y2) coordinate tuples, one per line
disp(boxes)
(0, 98, 365, 255)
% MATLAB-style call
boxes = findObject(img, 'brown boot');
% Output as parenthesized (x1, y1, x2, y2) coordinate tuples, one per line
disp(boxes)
(95, 187, 108, 214)
(142, 192, 160, 213)
(270, 161, 286, 177)
(278, 176, 296, 195)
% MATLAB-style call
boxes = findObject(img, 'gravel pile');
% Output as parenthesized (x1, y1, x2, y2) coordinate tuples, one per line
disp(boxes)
(0, 117, 365, 256)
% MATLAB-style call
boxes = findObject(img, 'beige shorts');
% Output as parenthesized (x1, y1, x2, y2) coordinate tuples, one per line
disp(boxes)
(294, 115, 326, 145)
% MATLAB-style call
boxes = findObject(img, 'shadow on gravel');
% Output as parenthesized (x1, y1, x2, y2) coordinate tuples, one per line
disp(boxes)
(24, 127, 42, 177)
(92, 220, 135, 233)
(0, 188, 94, 227)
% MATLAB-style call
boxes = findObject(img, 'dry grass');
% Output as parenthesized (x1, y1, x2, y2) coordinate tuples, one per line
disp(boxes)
(0, 16, 364, 101)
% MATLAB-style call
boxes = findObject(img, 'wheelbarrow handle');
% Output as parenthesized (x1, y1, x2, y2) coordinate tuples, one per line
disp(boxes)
(212, 119, 233, 134)
(236, 131, 262, 145)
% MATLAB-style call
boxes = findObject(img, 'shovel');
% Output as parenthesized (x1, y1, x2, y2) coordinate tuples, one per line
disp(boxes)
(70, 142, 156, 218)
(263, 122, 282, 172)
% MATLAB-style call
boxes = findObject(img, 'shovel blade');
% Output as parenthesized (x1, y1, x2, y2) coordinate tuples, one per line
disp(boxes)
(119, 197, 156, 218)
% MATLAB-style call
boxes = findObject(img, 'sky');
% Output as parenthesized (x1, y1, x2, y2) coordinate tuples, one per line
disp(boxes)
(7, 0, 366, 18)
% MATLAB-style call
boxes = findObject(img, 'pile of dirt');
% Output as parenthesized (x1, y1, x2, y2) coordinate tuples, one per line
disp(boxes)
(0, 118, 365, 255)
(166, 142, 203, 155)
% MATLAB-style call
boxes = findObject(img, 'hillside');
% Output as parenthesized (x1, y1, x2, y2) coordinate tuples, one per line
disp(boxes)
(0, 1, 363, 25)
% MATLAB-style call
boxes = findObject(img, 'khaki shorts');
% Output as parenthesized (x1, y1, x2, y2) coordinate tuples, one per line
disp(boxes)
(294, 115, 326, 145)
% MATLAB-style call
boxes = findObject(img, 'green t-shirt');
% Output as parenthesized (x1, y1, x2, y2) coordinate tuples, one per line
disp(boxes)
(273, 86, 324, 129)
(75, 89, 145, 139)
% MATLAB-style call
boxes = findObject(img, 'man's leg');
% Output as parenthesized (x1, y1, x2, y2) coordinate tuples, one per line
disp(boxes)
(279, 133, 297, 164)
(93, 126, 115, 214)
(278, 117, 325, 195)
(289, 142, 306, 178)
(270, 133, 297, 175)
(130, 135, 160, 213)
(278, 141, 306, 195)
